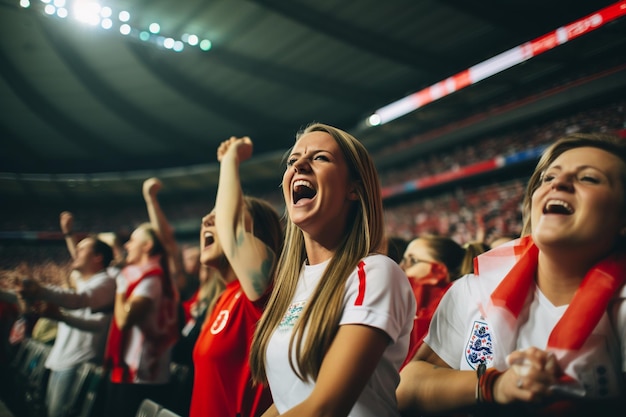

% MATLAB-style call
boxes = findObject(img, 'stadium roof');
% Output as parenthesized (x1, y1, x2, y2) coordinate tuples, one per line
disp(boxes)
(1, 0, 625, 203)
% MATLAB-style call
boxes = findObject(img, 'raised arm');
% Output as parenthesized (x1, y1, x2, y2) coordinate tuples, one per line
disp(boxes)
(19, 275, 115, 311)
(40, 302, 111, 332)
(60, 211, 78, 260)
(142, 177, 185, 292)
(215, 136, 275, 301)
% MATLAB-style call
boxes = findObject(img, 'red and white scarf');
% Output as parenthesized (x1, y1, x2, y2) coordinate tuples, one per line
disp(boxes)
(474, 235, 626, 392)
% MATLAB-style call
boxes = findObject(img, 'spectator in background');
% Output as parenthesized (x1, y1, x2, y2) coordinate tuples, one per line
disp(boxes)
(19, 235, 115, 417)
(399, 234, 466, 368)
(0, 284, 20, 395)
(180, 244, 201, 300)
(142, 178, 190, 301)
(97, 231, 126, 277)
(386, 235, 409, 264)
(397, 133, 626, 416)
(172, 264, 224, 368)
(190, 136, 283, 417)
(250, 123, 415, 416)
(460, 240, 491, 275)
(57, 211, 125, 279)
(104, 222, 179, 417)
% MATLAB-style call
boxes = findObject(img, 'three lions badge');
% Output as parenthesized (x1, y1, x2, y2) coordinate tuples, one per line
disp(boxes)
(465, 320, 494, 369)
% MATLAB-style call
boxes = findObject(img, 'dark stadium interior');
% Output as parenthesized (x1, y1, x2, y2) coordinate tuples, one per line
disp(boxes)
(1, 0, 625, 206)
(0, 0, 624, 253)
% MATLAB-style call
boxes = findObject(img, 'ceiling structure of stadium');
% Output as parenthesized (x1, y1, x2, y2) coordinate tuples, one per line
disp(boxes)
(1, 0, 625, 204)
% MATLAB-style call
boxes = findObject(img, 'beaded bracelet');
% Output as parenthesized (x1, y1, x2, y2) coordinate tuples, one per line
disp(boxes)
(477, 367, 503, 403)
(476, 363, 486, 403)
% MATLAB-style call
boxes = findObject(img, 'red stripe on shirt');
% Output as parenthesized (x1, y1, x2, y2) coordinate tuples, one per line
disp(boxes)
(355, 261, 366, 306)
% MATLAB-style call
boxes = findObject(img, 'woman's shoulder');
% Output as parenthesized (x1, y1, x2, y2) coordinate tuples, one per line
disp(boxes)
(362, 253, 400, 267)
(360, 253, 404, 272)
(358, 254, 409, 284)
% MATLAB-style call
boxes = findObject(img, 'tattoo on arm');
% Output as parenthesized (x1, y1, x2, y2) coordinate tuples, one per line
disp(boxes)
(251, 248, 275, 295)
(236, 228, 245, 247)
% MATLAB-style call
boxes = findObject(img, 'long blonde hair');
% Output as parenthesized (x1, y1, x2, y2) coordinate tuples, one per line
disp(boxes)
(250, 123, 385, 383)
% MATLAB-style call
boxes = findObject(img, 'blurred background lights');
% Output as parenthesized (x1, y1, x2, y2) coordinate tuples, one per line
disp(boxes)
(23, 1, 212, 54)
(199, 39, 211, 51)
(163, 37, 175, 49)
(118, 10, 129, 22)
(368, 114, 382, 126)
(73, 1, 101, 26)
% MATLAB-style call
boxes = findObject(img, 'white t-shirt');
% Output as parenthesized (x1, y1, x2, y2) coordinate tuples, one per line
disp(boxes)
(425, 274, 626, 398)
(266, 254, 416, 417)
(45, 271, 115, 370)
(123, 275, 171, 384)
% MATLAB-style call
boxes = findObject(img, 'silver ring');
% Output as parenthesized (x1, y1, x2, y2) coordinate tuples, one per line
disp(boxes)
(517, 378, 523, 389)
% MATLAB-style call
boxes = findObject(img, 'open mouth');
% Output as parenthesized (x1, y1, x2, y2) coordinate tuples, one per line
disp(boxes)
(293, 179, 317, 204)
(203, 232, 215, 247)
(543, 199, 574, 215)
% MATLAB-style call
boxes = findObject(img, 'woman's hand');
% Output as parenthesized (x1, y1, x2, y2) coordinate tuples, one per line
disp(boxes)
(142, 177, 162, 199)
(59, 211, 74, 235)
(217, 136, 253, 163)
(494, 347, 559, 405)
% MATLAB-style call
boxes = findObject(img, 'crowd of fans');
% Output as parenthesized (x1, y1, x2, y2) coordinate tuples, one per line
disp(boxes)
(1, 92, 625, 417)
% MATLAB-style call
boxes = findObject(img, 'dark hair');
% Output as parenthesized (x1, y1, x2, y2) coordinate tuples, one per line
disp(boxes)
(420, 234, 466, 280)
(137, 223, 175, 298)
(243, 196, 283, 258)
(386, 236, 409, 264)
(91, 236, 114, 269)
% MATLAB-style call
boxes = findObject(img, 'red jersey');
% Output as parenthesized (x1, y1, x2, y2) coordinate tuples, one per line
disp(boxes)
(190, 280, 272, 417)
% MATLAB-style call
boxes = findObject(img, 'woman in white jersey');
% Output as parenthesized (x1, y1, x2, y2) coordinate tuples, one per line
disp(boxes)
(397, 133, 626, 416)
(250, 123, 416, 417)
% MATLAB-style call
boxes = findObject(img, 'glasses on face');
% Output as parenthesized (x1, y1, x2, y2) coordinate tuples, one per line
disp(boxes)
(400, 256, 437, 269)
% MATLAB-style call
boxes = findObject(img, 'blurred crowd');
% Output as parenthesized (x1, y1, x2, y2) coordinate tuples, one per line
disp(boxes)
(0, 93, 625, 417)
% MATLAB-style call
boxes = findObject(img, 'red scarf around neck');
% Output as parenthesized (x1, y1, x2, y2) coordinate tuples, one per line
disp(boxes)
(475, 236, 626, 389)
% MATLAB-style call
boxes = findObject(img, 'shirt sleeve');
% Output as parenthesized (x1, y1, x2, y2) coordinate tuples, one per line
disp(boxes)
(41, 273, 116, 311)
(61, 309, 111, 332)
(340, 255, 416, 343)
(423, 276, 472, 368)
